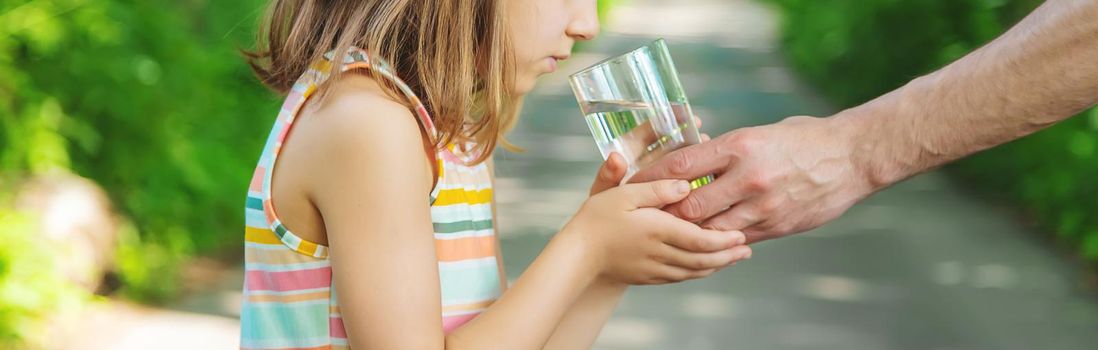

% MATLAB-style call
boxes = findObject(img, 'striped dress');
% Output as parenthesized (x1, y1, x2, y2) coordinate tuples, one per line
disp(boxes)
(240, 48, 502, 349)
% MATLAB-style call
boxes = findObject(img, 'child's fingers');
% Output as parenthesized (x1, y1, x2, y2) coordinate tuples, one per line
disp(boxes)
(687, 267, 719, 280)
(647, 265, 721, 284)
(701, 133, 711, 142)
(589, 152, 629, 195)
(657, 243, 751, 271)
(652, 221, 746, 252)
(614, 180, 692, 209)
(649, 264, 697, 284)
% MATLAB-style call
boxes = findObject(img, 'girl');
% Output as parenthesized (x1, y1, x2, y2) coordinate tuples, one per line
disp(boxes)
(239, 1, 753, 349)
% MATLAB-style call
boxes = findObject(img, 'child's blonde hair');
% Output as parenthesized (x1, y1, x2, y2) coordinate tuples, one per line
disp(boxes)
(246, 0, 518, 163)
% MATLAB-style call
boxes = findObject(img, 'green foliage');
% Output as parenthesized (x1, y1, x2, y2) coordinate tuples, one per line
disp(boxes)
(765, 0, 1042, 106)
(955, 111, 1098, 261)
(1, 0, 274, 304)
(765, 0, 1098, 262)
(0, 208, 83, 348)
(598, 0, 622, 21)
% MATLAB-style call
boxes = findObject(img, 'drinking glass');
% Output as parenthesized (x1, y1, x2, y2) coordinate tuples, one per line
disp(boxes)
(570, 39, 712, 188)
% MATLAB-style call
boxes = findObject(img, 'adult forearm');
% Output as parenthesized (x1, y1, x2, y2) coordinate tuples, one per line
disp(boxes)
(838, 0, 1098, 189)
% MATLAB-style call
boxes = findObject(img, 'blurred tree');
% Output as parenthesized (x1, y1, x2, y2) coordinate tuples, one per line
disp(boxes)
(1, 0, 274, 303)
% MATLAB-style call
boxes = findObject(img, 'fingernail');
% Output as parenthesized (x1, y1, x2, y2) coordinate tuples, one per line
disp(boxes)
(675, 180, 691, 194)
(741, 251, 753, 260)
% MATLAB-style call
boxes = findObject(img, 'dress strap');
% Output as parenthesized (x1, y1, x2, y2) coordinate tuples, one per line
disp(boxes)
(257, 47, 443, 259)
(296, 47, 439, 145)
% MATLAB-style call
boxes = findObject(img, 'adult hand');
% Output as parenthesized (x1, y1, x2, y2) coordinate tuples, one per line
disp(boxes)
(629, 115, 876, 243)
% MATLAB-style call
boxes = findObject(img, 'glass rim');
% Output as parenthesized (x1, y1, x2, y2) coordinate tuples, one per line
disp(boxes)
(568, 38, 669, 80)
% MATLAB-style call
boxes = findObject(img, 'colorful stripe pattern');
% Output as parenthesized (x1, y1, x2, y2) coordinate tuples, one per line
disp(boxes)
(240, 48, 501, 349)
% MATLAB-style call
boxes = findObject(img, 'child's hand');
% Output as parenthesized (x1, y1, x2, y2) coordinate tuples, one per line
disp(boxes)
(588, 152, 631, 195)
(563, 153, 752, 285)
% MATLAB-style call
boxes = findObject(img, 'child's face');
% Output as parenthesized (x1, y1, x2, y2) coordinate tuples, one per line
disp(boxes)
(508, 0, 599, 95)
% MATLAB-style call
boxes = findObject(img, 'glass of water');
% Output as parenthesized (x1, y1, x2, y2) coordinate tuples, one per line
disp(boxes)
(569, 39, 713, 188)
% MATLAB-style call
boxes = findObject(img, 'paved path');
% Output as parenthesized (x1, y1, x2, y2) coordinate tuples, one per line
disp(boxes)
(495, 1, 1098, 349)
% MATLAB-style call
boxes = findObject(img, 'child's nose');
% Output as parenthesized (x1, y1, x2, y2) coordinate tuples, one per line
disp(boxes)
(566, 2, 600, 41)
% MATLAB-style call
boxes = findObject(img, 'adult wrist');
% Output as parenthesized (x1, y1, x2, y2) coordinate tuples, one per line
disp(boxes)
(827, 100, 904, 194)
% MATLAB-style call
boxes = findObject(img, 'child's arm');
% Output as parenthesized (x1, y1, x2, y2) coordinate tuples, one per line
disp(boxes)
(487, 158, 629, 350)
(540, 154, 638, 349)
(312, 95, 600, 349)
(310, 88, 750, 350)
(308, 91, 446, 349)
(542, 281, 627, 349)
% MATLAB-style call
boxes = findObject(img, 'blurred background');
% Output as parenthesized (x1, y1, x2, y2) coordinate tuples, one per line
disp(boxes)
(0, 0, 1095, 349)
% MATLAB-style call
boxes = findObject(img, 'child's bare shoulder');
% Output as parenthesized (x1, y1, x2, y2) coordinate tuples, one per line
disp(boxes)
(308, 74, 422, 145)
(270, 74, 433, 245)
(291, 74, 433, 187)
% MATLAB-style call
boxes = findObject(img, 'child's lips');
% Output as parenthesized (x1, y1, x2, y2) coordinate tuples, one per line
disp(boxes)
(546, 55, 569, 73)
